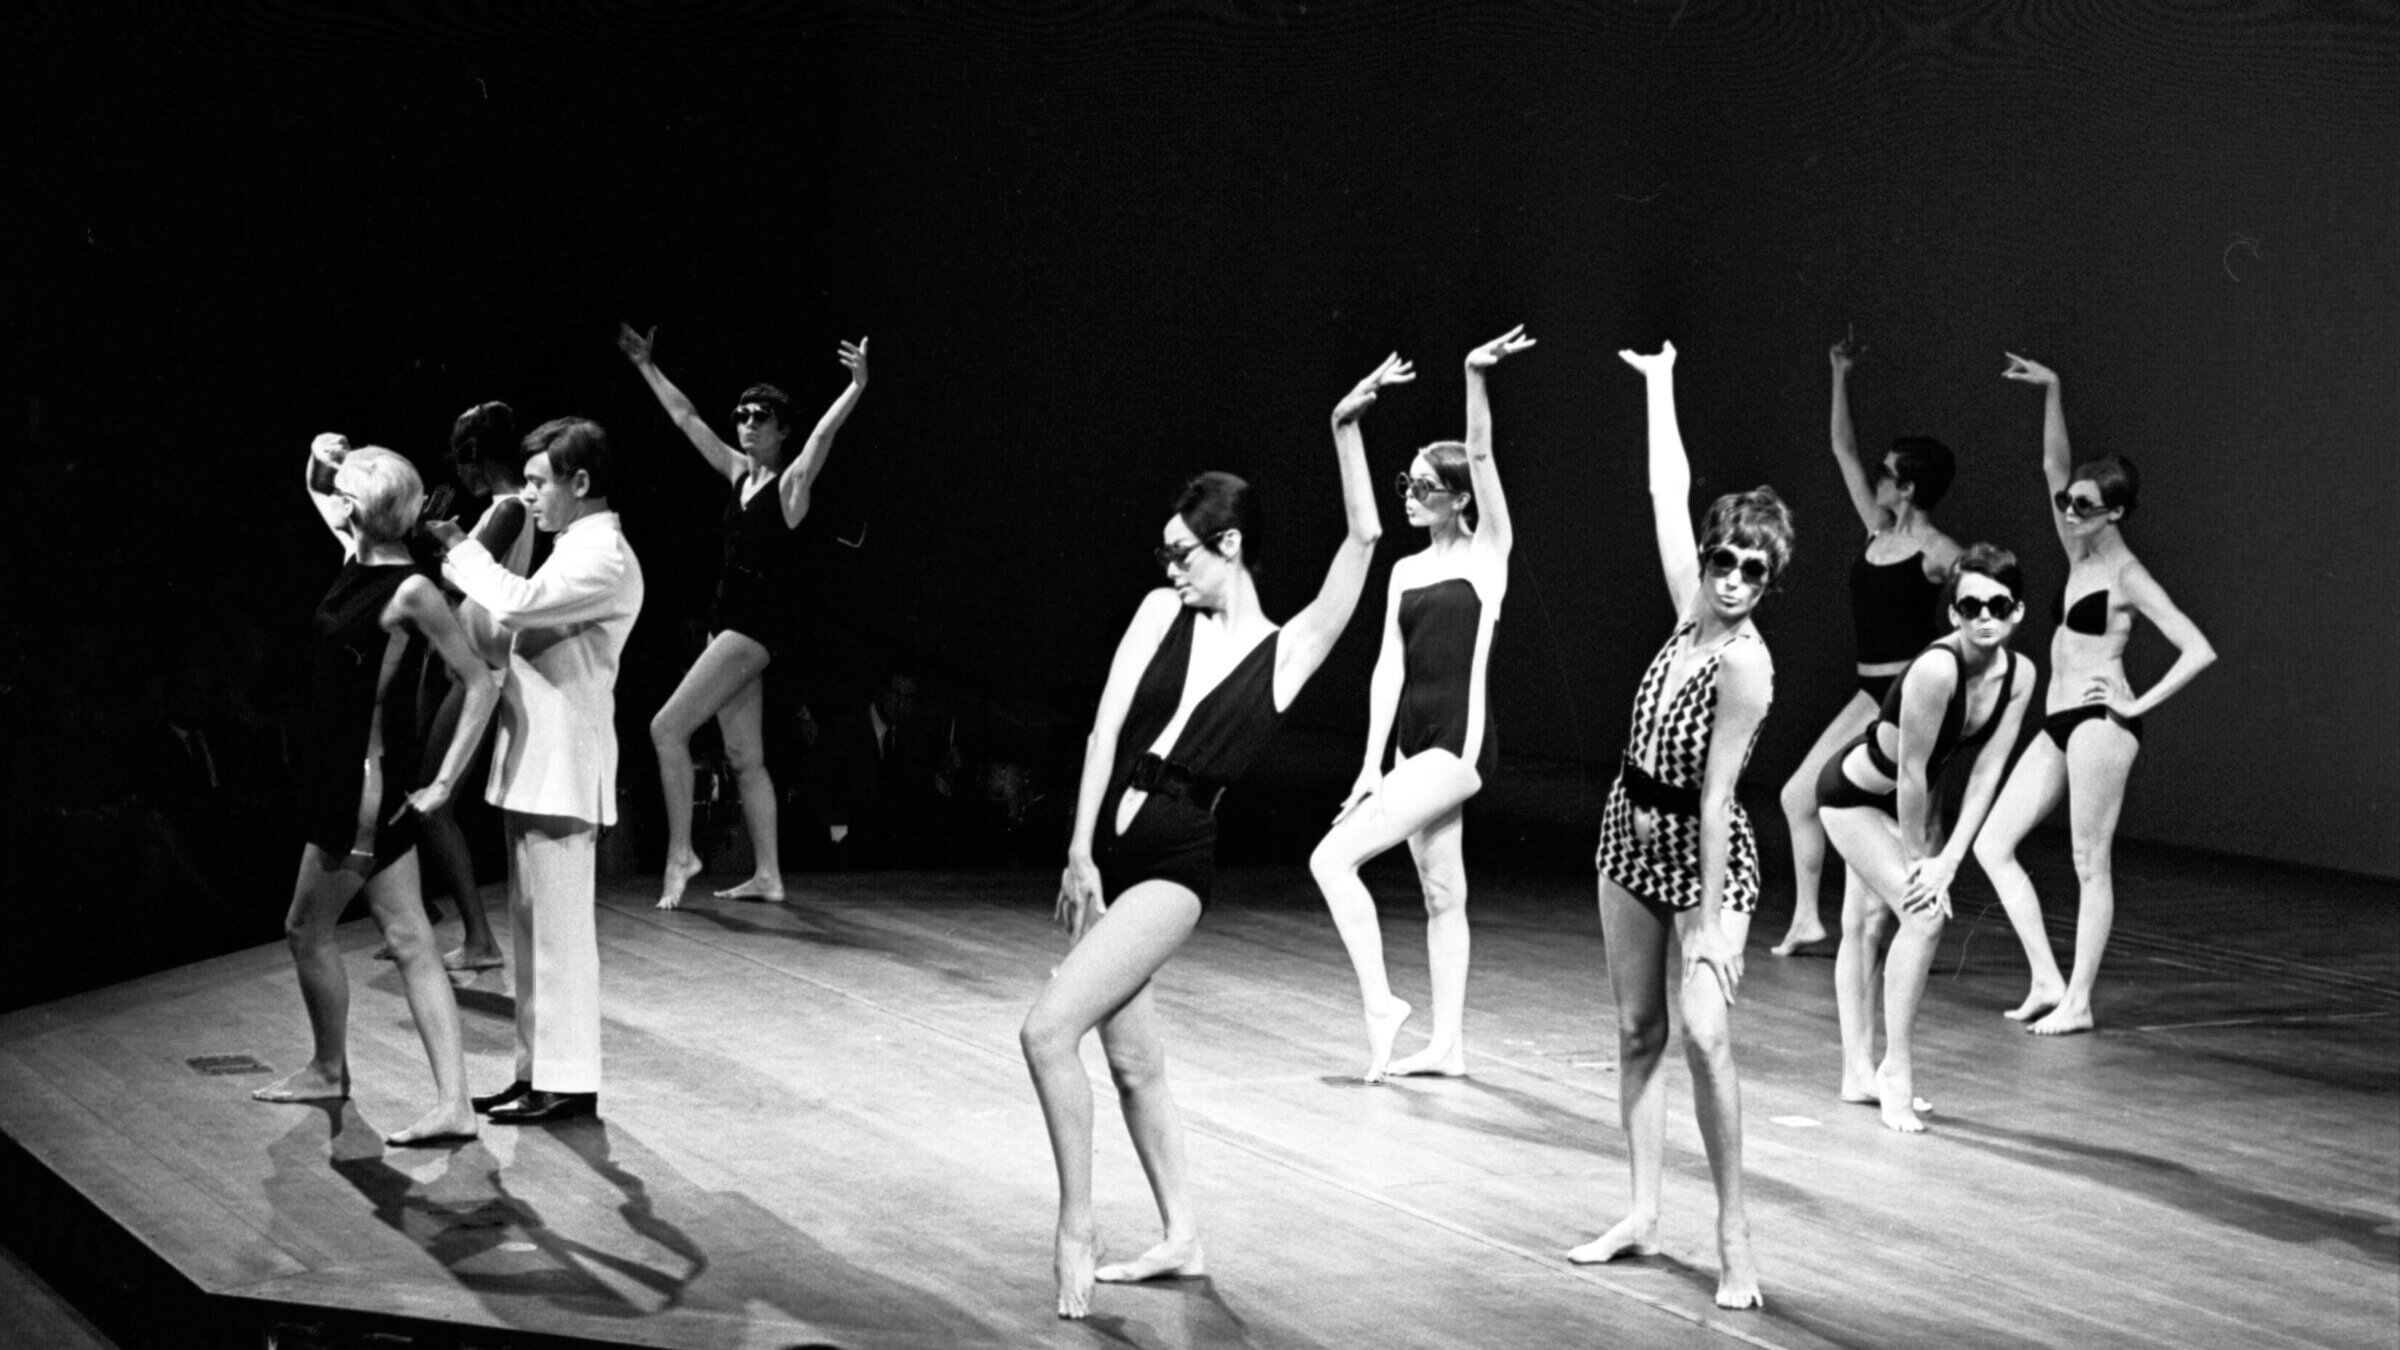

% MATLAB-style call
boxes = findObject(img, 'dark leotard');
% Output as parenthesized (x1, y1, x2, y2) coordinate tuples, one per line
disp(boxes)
(1816, 642, 2018, 816)
(1595, 619, 1766, 920)
(1094, 605, 1285, 907)
(712, 478, 797, 661)
(1850, 547, 1946, 694)
(1392, 577, 1498, 778)
(302, 560, 430, 874)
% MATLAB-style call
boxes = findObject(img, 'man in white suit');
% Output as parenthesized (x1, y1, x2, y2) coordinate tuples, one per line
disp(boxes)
(429, 417, 644, 1124)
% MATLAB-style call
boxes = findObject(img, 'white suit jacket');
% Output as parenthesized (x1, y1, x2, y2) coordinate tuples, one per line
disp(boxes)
(445, 509, 645, 825)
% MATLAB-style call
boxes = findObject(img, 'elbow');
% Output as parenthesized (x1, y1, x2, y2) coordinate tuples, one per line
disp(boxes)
(2190, 639, 2218, 672)
(1352, 521, 1383, 549)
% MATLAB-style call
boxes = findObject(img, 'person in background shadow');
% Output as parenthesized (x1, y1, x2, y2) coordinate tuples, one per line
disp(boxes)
(825, 668, 941, 868)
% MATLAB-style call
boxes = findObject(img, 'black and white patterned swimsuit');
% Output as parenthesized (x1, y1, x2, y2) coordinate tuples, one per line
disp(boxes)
(1594, 618, 1765, 917)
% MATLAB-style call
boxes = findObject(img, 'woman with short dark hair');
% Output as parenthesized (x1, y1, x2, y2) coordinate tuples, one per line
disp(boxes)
(618, 323, 867, 908)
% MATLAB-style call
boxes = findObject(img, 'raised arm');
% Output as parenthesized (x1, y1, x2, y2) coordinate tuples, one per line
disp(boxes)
(777, 337, 869, 528)
(1828, 335, 1881, 530)
(2113, 563, 2216, 717)
(1058, 587, 1182, 939)
(2002, 353, 2075, 548)
(1339, 573, 1409, 820)
(304, 433, 358, 551)
(1461, 324, 1535, 557)
(387, 577, 502, 819)
(1619, 342, 1701, 616)
(617, 322, 746, 483)
(1687, 640, 1772, 1004)
(1908, 654, 2033, 916)
(1275, 354, 1406, 707)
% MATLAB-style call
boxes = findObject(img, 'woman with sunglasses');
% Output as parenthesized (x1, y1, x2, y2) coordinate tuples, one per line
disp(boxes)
(1022, 354, 1396, 1320)
(1571, 341, 1786, 1311)
(617, 323, 868, 908)
(1311, 324, 1533, 1083)
(1974, 354, 2215, 1034)
(1769, 336, 1960, 957)
(1818, 544, 2032, 1132)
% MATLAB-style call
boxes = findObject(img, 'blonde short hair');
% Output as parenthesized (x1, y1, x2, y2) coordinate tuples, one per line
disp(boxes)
(335, 446, 426, 543)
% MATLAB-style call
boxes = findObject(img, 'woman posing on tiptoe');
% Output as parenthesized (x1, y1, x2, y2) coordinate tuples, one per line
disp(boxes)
(1571, 341, 1787, 1311)
(618, 322, 868, 908)
(1312, 324, 1532, 1082)
(1021, 353, 1397, 1320)
(1770, 335, 1960, 956)
(1973, 354, 2214, 1034)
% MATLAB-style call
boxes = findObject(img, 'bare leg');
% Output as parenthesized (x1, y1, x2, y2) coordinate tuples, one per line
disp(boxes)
(1569, 879, 1668, 1265)
(1388, 799, 1471, 1077)
(1829, 858, 1891, 1103)
(362, 851, 477, 1145)
(2034, 721, 2139, 1036)
(1680, 908, 1762, 1308)
(712, 669, 785, 900)
(1019, 882, 1202, 1319)
(1774, 692, 1876, 954)
(1308, 750, 1479, 1080)
(416, 679, 501, 968)
(1974, 738, 2069, 1020)
(650, 632, 771, 908)
(1093, 982, 1207, 1284)
(1823, 804, 1937, 1131)
(253, 846, 364, 1102)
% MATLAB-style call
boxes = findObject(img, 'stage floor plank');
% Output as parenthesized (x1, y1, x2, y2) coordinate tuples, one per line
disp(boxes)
(2, 852, 2394, 1349)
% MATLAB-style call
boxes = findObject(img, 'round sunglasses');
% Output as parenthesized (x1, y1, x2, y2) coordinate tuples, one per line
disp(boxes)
(2052, 489, 2112, 519)
(1951, 594, 2022, 621)
(1394, 473, 1456, 503)
(1700, 547, 1773, 587)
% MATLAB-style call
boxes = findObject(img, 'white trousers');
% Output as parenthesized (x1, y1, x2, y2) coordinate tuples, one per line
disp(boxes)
(505, 813, 601, 1093)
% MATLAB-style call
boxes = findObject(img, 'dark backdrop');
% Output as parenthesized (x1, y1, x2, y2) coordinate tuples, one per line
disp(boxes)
(10, 0, 2396, 878)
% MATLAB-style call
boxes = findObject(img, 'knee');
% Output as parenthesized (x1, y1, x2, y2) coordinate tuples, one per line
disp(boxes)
(381, 918, 434, 965)
(2069, 839, 2113, 887)
(648, 712, 684, 751)
(1419, 872, 1467, 919)
(1681, 1017, 1734, 1068)
(1616, 1012, 1670, 1063)
(1779, 775, 1817, 822)
(722, 737, 766, 777)
(1104, 1044, 1165, 1097)
(1971, 833, 2016, 877)
(1018, 1008, 1074, 1068)
(1308, 838, 1358, 891)
(1842, 902, 1886, 943)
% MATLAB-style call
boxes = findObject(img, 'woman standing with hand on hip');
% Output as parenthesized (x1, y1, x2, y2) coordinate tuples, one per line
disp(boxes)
(1311, 324, 1531, 1083)
(618, 323, 868, 908)
(1770, 335, 1960, 956)
(1974, 354, 2214, 1034)
(1020, 353, 1395, 1320)
(1571, 341, 1785, 1312)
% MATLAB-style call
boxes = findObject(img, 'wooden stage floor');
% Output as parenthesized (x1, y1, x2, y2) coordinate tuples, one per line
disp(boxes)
(1, 843, 2394, 1349)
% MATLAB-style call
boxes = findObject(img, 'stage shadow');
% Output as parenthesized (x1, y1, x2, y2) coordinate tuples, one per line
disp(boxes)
(1935, 1116, 2399, 1261)
(666, 900, 1016, 995)
(1074, 1274, 1337, 1350)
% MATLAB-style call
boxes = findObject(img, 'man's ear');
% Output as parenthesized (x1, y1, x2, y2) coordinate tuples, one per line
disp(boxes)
(570, 468, 593, 500)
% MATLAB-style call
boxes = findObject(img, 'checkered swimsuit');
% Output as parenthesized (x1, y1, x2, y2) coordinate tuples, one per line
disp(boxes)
(1594, 619, 1763, 914)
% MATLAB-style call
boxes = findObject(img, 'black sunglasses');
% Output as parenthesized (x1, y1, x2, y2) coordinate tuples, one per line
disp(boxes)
(1952, 595, 2022, 621)
(1394, 473, 1454, 503)
(1154, 533, 1226, 571)
(1700, 547, 1773, 586)
(731, 405, 779, 427)
(2053, 489, 2111, 519)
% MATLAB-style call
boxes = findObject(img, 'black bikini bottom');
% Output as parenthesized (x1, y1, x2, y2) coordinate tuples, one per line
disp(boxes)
(2042, 704, 2143, 750)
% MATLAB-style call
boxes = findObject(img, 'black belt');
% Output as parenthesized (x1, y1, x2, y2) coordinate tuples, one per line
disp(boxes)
(1129, 753, 1226, 812)
(1618, 755, 1700, 816)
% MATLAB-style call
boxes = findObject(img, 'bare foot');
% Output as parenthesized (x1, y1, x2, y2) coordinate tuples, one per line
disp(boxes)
(442, 946, 505, 972)
(1839, 1075, 1931, 1115)
(1054, 1227, 1098, 1319)
(1096, 1236, 1205, 1283)
(1770, 917, 1827, 956)
(1385, 1043, 1467, 1078)
(1362, 998, 1412, 1083)
(384, 1102, 478, 1147)
(657, 853, 703, 911)
(1715, 1221, 1764, 1310)
(2029, 1001, 2094, 1036)
(1567, 1214, 1659, 1264)
(2004, 982, 2065, 1022)
(1874, 1063, 1925, 1133)
(714, 875, 787, 903)
(252, 1064, 349, 1103)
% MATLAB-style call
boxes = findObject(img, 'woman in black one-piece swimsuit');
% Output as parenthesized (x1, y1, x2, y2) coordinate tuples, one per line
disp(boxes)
(251, 436, 503, 1149)
(1020, 353, 1396, 1321)
(619, 323, 868, 908)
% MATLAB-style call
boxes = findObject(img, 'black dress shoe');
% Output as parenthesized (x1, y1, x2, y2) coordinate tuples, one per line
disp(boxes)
(471, 1080, 533, 1113)
(485, 1090, 598, 1125)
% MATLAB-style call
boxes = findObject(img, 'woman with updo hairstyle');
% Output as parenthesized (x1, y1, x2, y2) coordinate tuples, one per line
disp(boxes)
(1311, 324, 1533, 1082)
(251, 435, 503, 1147)
(1769, 335, 1963, 957)
(617, 323, 868, 908)
(1976, 355, 2215, 1034)
(1572, 342, 1782, 1311)
(1021, 354, 1394, 1319)
(403, 400, 532, 970)
(1817, 542, 2033, 1132)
